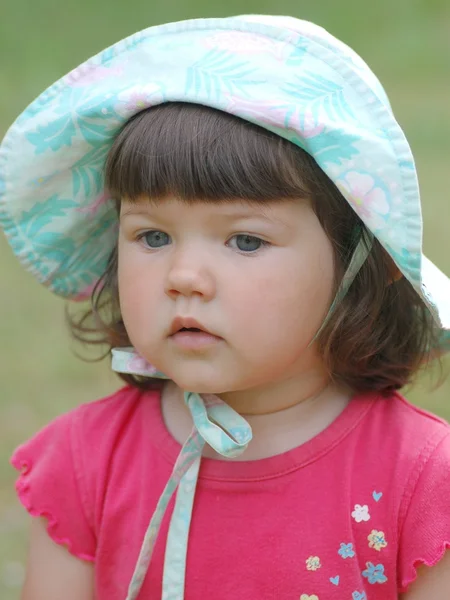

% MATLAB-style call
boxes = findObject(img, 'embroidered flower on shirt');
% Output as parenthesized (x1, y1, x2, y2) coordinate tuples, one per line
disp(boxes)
(351, 504, 370, 522)
(338, 542, 356, 559)
(368, 530, 388, 551)
(305, 556, 322, 571)
(362, 561, 388, 584)
(300, 595, 319, 600)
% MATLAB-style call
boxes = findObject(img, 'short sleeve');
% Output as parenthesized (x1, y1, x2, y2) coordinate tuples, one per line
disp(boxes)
(397, 431, 450, 592)
(11, 410, 96, 561)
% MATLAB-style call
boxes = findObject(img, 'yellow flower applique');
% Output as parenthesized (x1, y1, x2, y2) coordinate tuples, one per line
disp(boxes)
(368, 529, 388, 551)
(305, 556, 321, 571)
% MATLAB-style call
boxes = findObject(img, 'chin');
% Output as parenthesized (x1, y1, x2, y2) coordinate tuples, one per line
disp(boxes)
(168, 372, 235, 395)
(172, 380, 227, 395)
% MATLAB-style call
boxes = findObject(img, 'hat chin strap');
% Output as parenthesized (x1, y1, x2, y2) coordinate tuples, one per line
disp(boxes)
(111, 351, 252, 599)
(111, 233, 371, 599)
(309, 231, 374, 344)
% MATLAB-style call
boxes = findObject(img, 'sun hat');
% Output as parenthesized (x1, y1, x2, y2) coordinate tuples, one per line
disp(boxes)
(0, 15, 449, 352)
(0, 14, 449, 350)
(2, 14, 450, 598)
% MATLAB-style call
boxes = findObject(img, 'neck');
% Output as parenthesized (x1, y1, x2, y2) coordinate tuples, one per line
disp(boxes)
(161, 376, 353, 461)
(217, 368, 331, 416)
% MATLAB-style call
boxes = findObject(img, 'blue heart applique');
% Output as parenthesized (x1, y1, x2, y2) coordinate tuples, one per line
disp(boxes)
(352, 592, 367, 600)
(372, 491, 383, 502)
(330, 576, 340, 585)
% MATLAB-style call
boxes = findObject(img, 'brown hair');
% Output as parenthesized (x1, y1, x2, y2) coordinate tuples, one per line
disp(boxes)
(69, 102, 442, 394)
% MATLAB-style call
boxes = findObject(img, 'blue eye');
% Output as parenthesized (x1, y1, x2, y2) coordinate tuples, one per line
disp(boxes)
(230, 234, 266, 252)
(141, 230, 170, 248)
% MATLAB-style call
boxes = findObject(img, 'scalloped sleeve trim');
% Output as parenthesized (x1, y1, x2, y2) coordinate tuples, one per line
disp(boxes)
(399, 542, 450, 593)
(12, 449, 96, 563)
(397, 430, 450, 593)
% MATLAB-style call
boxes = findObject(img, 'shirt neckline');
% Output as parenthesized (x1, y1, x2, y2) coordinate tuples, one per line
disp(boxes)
(145, 389, 378, 482)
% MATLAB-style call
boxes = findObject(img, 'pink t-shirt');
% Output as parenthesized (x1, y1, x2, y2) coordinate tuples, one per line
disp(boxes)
(11, 385, 450, 599)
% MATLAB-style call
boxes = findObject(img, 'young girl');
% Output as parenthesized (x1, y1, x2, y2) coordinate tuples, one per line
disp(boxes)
(1, 14, 449, 600)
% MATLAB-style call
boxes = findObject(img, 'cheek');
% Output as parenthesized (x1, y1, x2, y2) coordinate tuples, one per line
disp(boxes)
(234, 249, 334, 328)
(118, 249, 138, 314)
(230, 247, 334, 346)
(117, 244, 160, 333)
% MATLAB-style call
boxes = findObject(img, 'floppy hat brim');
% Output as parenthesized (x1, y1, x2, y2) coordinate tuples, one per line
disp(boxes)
(421, 255, 450, 351)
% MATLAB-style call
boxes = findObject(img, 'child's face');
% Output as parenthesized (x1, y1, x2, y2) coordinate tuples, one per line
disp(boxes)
(118, 197, 335, 393)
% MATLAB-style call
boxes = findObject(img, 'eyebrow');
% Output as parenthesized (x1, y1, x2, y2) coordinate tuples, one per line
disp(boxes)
(120, 208, 155, 217)
(120, 205, 284, 224)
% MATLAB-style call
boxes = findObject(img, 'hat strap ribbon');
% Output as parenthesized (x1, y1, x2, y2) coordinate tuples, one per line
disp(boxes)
(112, 348, 252, 600)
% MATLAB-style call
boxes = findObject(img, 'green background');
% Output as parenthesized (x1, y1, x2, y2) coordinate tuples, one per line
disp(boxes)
(1, 0, 449, 596)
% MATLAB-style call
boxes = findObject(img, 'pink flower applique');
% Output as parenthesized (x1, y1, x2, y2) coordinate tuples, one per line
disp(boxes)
(224, 96, 324, 141)
(337, 171, 389, 231)
(73, 280, 97, 301)
(76, 191, 110, 216)
(65, 64, 125, 88)
(298, 108, 325, 139)
(116, 84, 165, 115)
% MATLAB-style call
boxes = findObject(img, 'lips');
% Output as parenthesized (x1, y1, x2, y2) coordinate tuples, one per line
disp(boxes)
(168, 316, 222, 350)
(169, 316, 216, 337)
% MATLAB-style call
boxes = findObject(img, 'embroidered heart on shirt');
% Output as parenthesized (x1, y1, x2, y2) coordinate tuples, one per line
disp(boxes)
(372, 491, 383, 502)
(352, 592, 367, 600)
(330, 575, 340, 585)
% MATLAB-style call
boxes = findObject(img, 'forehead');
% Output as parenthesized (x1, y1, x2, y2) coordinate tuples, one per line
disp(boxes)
(120, 195, 307, 220)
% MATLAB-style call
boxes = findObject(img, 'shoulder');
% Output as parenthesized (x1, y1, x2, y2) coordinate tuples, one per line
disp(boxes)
(347, 391, 450, 528)
(357, 391, 450, 464)
(10, 385, 163, 562)
(57, 385, 163, 488)
(337, 392, 450, 594)
(375, 395, 450, 593)
(13, 384, 160, 464)
(364, 390, 449, 429)
(69, 384, 160, 440)
(73, 383, 158, 421)
(12, 384, 163, 508)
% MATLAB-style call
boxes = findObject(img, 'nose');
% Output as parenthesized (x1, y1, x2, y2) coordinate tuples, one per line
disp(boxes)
(164, 245, 216, 301)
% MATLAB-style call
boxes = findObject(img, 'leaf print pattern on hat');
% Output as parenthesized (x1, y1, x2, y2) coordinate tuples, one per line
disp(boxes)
(201, 31, 286, 61)
(185, 49, 261, 101)
(283, 72, 356, 123)
(351, 504, 370, 522)
(305, 556, 321, 571)
(367, 530, 388, 551)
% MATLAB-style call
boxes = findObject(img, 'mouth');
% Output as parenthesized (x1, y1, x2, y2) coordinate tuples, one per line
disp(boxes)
(169, 317, 215, 336)
(169, 317, 222, 350)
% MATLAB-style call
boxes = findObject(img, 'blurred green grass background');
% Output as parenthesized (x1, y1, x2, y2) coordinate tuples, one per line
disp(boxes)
(1, 0, 449, 596)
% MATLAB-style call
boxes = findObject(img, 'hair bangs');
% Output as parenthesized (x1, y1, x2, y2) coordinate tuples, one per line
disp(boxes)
(105, 102, 314, 204)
